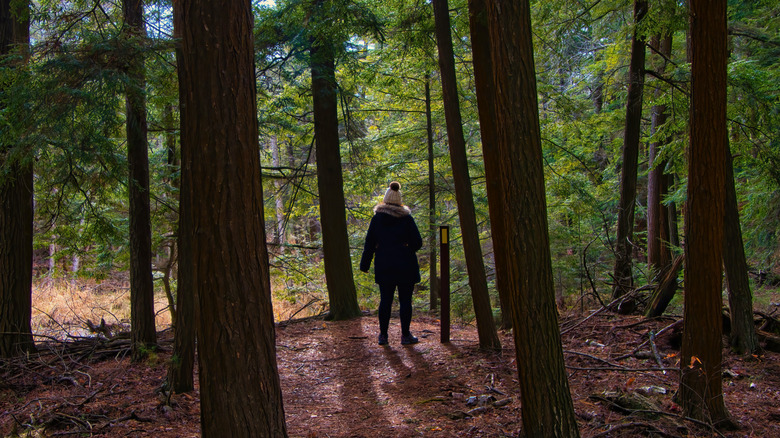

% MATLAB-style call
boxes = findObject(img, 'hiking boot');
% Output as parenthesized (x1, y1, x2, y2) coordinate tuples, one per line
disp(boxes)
(378, 333, 388, 345)
(401, 334, 419, 345)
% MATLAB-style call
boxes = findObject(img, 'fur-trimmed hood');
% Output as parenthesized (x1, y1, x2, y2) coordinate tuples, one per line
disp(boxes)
(373, 202, 411, 217)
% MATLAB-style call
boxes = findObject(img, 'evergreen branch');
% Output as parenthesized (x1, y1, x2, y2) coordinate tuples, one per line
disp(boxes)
(729, 25, 780, 47)
(643, 68, 689, 96)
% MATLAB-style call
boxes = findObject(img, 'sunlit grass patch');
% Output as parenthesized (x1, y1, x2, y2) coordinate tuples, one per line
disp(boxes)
(32, 278, 172, 340)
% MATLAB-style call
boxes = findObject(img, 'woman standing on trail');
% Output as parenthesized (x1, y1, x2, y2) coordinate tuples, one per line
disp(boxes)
(360, 181, 423, 346)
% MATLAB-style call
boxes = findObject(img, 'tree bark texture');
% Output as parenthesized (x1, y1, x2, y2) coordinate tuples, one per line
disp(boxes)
(167, 4, 194, 393)
(0, 161, 34, 358)
(612, 0, 648, 300)
(647, 33, 673, 273)
(483, 0, 580, 435)
(425, 75, 438, 312)
(432, 0, 500, 351)
(467, 0, 512, 330)
(310, 36, 361, 321)
(177, 0, 288, 435)
(160, 105, 179, 325)
(680, 0, 732, 426)
(723, 150, 761, 354)
(169, 167, 195, 393)
(0, 0, 35, 359)
(123, 0, 157, 361)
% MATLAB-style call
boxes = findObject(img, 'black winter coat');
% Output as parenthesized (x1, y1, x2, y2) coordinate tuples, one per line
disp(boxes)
(359, 203, 423, 285)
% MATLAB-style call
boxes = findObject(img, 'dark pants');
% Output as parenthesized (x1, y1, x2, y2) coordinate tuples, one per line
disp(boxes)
(378, 283, 414, 337)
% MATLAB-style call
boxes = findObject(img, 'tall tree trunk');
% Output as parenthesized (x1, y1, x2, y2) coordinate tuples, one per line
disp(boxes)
(164, 105, 178, 183)
(647, 33, 673, 273)
(161, 104, 179, 325)
(432, 0, 500, 351)
(310, 33, 361, 321)
(679, 0, 732, 426)
(644, 33, 680, 318)
(72, 218, 82, 272)
(48, 243, 56, 274)
(178, 0, 288, 435)
(425, 75, 438, 312)
(169, 175, 195, 393)
(271, 136, 286, 246)
(167, 4, 194, 393)
(0, 161, 34, 359)
(482, 1, 580, 435)
(0, 0, 35, 359)
(723, 149, 761, 354)
(667, 181, 680, 248)
(123, 0, 157, 361)
(468, 0, 512, 330)
(169, 169, 195, 393)
(612, 0, 648, 302)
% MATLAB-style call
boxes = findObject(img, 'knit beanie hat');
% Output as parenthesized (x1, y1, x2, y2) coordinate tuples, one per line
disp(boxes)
(383, 181, 402, 205)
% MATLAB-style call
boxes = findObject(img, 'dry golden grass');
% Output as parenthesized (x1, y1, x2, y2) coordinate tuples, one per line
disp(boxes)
(32, 278, 173, 340)
(31, 278, 328, 340)
(272, 291, 330, 322)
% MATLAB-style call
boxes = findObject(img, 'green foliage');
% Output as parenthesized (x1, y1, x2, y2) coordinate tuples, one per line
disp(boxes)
(726, 0, 780, 272)
(7, 0, 779, 321)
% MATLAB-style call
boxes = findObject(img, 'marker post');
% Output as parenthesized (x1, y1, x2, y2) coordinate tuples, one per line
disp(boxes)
(439, 226, 450, 343)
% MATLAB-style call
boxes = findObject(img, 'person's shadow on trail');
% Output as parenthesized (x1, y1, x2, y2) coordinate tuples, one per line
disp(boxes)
(328, 318, 405, 433)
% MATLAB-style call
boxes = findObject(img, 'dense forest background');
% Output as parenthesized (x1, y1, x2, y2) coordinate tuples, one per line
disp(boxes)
(4, 0, 777, 321)
(3, 0, 780, 436)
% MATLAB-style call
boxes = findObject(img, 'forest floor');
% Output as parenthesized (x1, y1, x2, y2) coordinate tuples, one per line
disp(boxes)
(2, 302, 780, 437)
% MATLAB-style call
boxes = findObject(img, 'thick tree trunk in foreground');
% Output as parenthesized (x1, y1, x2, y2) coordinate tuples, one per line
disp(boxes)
(310, 37, 361, 321)
(178, 0, 287, 435)
(723, 149, 761, 354)
(0, 0, 35, 359)
(0, 162, 34, 358)
(123, 0, 157, 361)
(483, 0, 579, 435)
(432, 0, 500, 351)
(612, 0, 648, 301)
(679, 0, 732, 426)
(468, 0, 512, 330)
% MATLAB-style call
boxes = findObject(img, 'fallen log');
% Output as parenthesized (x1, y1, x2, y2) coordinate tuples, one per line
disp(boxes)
(645, 255, 683, 317)
(757, 329, 780, 353)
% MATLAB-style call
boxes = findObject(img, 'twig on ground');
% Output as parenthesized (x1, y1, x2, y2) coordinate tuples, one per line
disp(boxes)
(278, 302, 329, 327)
(565, 350, 629, 369)
(624, 409, 728, 438)
(562, 293, 641, 335)
(567, 365, 677, 372)
(611, 315, 677, 331)
(589, 421, 680, 438)
(613, 319, 682, 360)
(648, 331, 666, 374)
